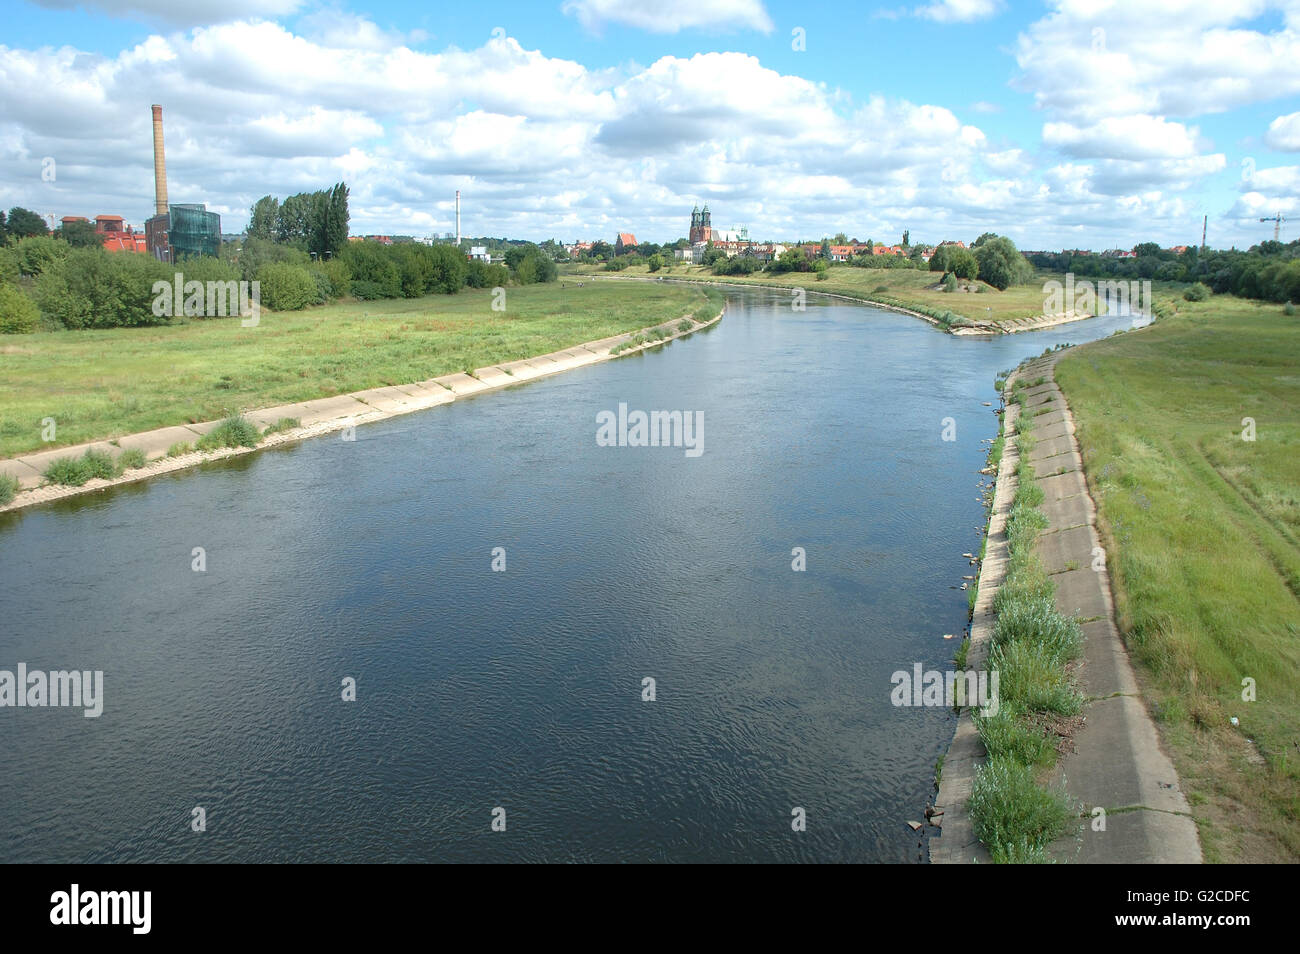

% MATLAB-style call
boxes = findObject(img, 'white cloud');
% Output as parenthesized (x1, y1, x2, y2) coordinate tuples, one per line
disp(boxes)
(915, 0, 1004, 23)
(1043, 115, 1204, 160)
(1265, 111, 1300, 151)
(1015, 1, 1300, 123)
(562, 0, 774, 34)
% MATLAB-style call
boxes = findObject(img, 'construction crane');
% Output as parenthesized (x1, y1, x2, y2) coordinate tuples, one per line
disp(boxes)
(1259, 212, 1286, 242)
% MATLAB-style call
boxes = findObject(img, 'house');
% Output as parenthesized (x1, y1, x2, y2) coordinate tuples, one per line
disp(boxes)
(468, 246, 490, 263)
(829, 245, 855, 262)
(615, 232, 637, 255)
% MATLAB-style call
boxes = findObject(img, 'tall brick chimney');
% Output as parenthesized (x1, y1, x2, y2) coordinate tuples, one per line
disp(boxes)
(151, 105, 168, 217)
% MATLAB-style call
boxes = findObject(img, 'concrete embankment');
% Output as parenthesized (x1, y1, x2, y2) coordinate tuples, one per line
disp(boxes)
(0, 306, 723, 513)
(932, 352, 1201, 864)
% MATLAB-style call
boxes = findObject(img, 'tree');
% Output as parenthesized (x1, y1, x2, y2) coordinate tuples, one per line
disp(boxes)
(248, 196, 279, 241)
(902, 230, 910, 248)
(972, 232, 998, 248)
(820, 239, 831, 259)
(56, 219, 101, 248)
(950, 248, 979, 280)
(7, 207, 48, 238)
(974, 235, 1033, 290)
(833, 232, 848, 245)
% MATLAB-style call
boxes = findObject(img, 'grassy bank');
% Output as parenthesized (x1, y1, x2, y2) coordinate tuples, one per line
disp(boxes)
(0, 281, 721, 458)
(565, 262, 1060, 328)
(1054, 295, 1300, 861)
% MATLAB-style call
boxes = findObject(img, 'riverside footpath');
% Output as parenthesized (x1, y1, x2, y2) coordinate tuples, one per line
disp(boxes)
(932, 350, 1202, 864)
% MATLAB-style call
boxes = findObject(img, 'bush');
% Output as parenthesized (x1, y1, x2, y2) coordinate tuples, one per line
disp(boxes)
(310, 258, 351, 300)
(255, 262, 318, 311)
(43, 448, 123, 486)
(465, 260, 509, 289)
(350, 280, 389, 300)
(0, 473, 19, 505)
(0, 283, 39, 333)
(9, 236, 69, 278)
(1183, 282, 1211, 302)
(118, 448, 146, 470)
(196, 414, 261, 451)
(36, 247, 171, 329)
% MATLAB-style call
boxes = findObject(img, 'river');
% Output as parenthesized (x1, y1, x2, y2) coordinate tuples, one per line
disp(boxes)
(0, 287, 1147, 862)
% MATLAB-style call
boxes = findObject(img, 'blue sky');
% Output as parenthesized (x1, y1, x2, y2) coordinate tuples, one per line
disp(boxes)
(2, 0, 1299, 248)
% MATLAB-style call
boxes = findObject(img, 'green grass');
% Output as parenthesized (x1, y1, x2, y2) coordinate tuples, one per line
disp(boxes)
(42, 447, 123, 486)
(196, 415, 261, 451)
(0, 472, 18, 505)
(1054, 294, 1300, 862)
(0, 281, 722, 458)
(969, 756, 1074, 863)
(118, 447, 146, 470)
(166, 441, 193, 457)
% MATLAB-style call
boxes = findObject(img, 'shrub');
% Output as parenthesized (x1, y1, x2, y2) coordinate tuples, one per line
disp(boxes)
(0, 473, 19, 505)
(0, 283, 39, 333)
(1286, 301, 1296, 316)
(992, 595, 1083, 664)
(43, 448, 123, 486)
(166, 441, 193, 457)
(255, 262, 317, 311)
(977, 706, 1054, 767)
(1183, 282, 1211, 302)
(196, 414, 261, 451)
(261, 417, 300, 435)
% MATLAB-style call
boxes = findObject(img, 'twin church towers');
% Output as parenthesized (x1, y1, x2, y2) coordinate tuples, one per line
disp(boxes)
(688, 204, 712, 244)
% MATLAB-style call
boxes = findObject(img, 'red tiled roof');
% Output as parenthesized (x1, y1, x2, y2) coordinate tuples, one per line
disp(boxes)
(616, 233, 637, 245)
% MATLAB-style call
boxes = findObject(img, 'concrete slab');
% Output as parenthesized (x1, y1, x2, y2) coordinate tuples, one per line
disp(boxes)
(1039, 491, 1091, 532)
(470, 366, 514, 388)
(1033, 419, 1073, 442)
(351, 385, 438, 413)
(397, 382, 456, 405)
(1053, 567, 1110, 620)
(1035, 523, 1096, 574)
(1049, 806, 1200, 865)
(183, 419, 222, 436)
(1029, 409, 1068, 429)
(523, 354, 566, 374)
(430, 372, 488, 396)
(494, 359, 546, 381)
(116, 425, 212, 461)
(1029, 450, 1077, 479)
(1039, 468, 1087, 501)
(1021, 383, 1058, 400)
(1079, 619, 1139, 698)
(0, 457, 43, 489)
(245, 405, 307, 428)
(1028, 434, 1074, 461)
(1050, 695, 1192, 816)
(558, 347, 602, 366)
(294, 395, 372, 425)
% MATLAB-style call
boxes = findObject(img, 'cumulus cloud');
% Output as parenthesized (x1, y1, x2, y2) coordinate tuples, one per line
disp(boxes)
(562, 0, 774, 34)
(915, 0, 1004, 23)
(1015, 0, 1300, 123)
(1265, 111, 1300, 151)
(0, 14, 1271, 248)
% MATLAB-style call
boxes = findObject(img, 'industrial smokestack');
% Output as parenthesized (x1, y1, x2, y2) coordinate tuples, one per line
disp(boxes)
(455, 190, 460, 246)
(151, 104, 168, 217)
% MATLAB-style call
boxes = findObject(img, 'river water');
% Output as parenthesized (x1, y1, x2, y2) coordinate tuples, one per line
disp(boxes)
(0, 287, 1146, 863)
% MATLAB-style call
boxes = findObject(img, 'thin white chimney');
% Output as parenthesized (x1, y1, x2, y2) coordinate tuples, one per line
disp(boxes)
(455, 190, 461, 246)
